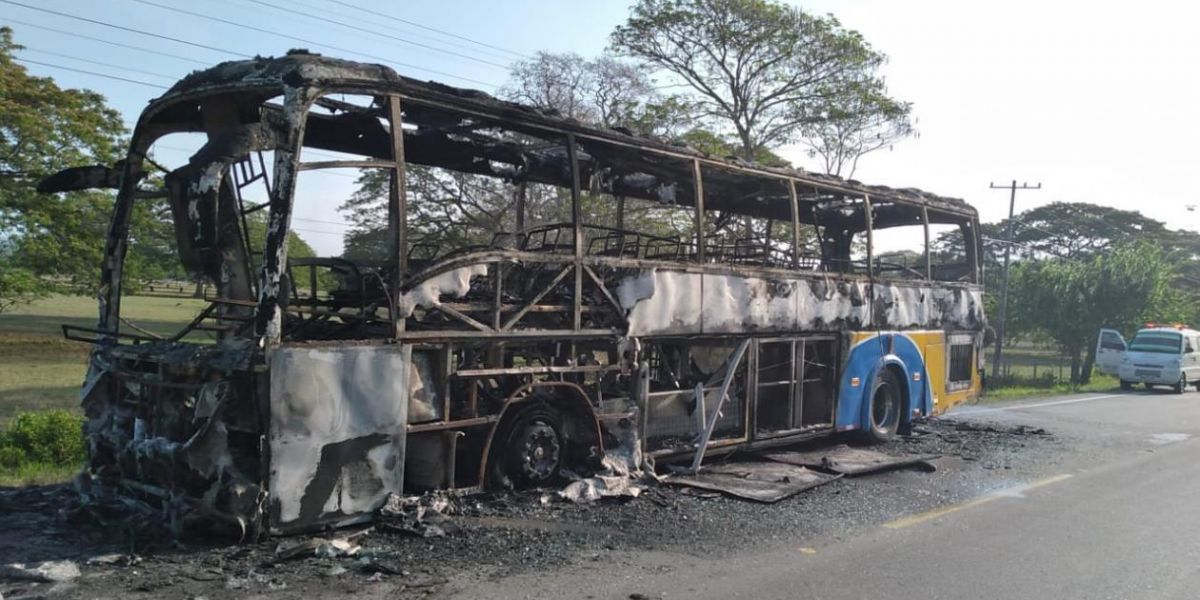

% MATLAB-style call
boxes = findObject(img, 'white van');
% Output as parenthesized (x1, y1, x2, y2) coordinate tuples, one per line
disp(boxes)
(1096, 326, 1200, 393)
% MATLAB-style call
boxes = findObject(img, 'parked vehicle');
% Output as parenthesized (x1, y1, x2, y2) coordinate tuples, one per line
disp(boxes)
(1096, 325, 1200, 393)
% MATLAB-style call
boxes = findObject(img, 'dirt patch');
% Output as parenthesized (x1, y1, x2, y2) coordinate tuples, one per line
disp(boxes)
(0, 418, 1062, 599)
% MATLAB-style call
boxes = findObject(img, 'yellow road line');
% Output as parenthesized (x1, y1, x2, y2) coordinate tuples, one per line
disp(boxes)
(882, 474, 1073, 530)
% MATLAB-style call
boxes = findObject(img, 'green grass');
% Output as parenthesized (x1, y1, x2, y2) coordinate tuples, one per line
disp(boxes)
(0, 294, 204, 421)
(982, 374, 1121, 402)
(0, 461, 81, 487)
(980, 344, 1121, 402)
(0, 409, 87, 487)
(0, 294, 203, 484)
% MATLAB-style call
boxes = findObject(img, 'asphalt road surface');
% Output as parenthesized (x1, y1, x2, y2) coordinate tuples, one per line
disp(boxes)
(455, 387, 1200, 599)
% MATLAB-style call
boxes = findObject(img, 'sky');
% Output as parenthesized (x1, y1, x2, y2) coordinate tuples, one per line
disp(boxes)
(5, 0, 1200, 255)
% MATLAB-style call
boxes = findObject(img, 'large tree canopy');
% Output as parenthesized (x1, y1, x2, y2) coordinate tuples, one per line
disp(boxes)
(799, 78, 914, 178)
(610, 0, 903, 163)
(1009, 242, 1189, 383)
(1003, 202, 1169, 260)
(0, 26, 127, 306)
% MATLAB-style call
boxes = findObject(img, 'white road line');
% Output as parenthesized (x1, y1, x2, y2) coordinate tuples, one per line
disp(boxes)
(953, 394, 1125, 416)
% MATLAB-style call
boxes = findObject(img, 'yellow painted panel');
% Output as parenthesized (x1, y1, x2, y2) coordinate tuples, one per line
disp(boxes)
(924, 340, 947, 413)
(847, 330, 980, 415)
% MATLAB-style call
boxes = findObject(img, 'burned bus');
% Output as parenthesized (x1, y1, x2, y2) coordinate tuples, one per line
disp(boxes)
(40, 52, 985, 537)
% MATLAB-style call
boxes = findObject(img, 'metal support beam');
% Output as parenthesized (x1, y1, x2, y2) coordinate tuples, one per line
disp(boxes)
(388, 95, 408, 337)
(567, 134, 583, 330)
(690, 339, 750, 473)
(788, 180, 802, 269)
(921, 206, 932, 280)
(692, 160, 706, 263)
(515, 182, 526, 232)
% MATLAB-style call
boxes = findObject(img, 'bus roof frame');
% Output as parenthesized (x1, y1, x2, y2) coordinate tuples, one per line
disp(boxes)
(138, 51, 977, 225)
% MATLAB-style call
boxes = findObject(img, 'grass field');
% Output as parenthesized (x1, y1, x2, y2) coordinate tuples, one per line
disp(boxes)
(981, 344, 1121, 402)
(0, 294, 203, 485)
(0, 294, 204, 423)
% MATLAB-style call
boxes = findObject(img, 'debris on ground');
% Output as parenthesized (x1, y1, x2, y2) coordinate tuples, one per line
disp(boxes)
(762, 444, 939, 476)
(275, 530, 369, 561)
(376, 492, 457, 538)
(84, 553, 140, 567)
(559, 452, 650, 503)
(665, 462, 841, 503)
(560, 422, 655, 504)
(0, 418, 1062, 598)
(0, 560, 80, 582)
(952, 422, 1049, 436)
(559, 474, 644, 503)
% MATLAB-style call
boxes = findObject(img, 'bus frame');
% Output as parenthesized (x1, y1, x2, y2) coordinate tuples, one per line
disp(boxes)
(42, 52, 986, 537)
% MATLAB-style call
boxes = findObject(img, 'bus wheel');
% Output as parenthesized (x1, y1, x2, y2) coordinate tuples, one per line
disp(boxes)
(1174, 374, 1187, 395)
(498, 404, 564, 488)
(1120, 380, 1133, 391)
(861, 370, 902, 444)
(1144, 382, 1155, 390)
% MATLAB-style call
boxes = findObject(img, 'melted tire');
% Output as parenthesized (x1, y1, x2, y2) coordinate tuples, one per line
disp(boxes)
(858, 370, 902, 444)
(493, 403, 565, 489)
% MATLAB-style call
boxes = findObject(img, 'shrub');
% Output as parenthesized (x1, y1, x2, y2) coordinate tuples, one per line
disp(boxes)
(0, 410, 86, 467)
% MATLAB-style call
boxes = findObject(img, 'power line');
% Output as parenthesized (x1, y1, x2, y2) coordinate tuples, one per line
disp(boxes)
(321, 0, 532, 60)
(126, 0, 502, 89)
(14, 58, 169, 90)
(20, 47, 178, 81)
(292, 226, 350, 236)
(0, 0, 248, 58)
(244, 0, 513, 70)
(5, 17, 211, 65)
(293, 216, 353, 228)
(277, 0, 518, 64)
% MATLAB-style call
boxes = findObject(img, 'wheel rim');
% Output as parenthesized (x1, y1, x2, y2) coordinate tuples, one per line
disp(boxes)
(515, 419, 561, 482)
(872, 382, 897, 432)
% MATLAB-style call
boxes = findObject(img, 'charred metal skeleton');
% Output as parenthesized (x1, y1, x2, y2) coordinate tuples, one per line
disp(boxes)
(42, 52, 985, 538)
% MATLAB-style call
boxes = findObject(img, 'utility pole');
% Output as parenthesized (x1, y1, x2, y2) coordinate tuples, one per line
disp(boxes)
(990, 180, 1041, 379)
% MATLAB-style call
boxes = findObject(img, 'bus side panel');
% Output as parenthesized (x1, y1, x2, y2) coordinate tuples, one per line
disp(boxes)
(268, 345, 409, 535)
(918, 334, 948, 414)
(837, 332, 938, 432)
(939, 334, 982, 413)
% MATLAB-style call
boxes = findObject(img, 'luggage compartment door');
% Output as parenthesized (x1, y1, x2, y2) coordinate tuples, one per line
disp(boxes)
(268, 344, 410, 534)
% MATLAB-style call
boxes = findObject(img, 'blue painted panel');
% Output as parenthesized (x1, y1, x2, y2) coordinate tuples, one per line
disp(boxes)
(834, 333, 932, 431)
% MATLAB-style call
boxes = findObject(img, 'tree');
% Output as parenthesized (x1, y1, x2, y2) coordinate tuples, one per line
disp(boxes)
(340, 168, 515, 264)
(504, 50, 695, 137)
(611, 0, 892, 162)
(799, 79, 914, 178)
(1009, 242, 1184, 384)
(0, 26, 161, 296)
(1003, 202, 1168, 260)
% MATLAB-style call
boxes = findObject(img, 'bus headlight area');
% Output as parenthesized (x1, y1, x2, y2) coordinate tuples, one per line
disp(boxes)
(41, 52, 988, 539)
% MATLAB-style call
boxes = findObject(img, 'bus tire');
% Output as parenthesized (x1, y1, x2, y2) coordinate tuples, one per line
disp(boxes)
(493, 402, 565, 488)
(860, 370, 902, 444)
(1120, 379, 1133, 391)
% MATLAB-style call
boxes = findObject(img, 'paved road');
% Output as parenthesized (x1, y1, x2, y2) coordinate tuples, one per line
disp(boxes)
(454, 388, 1200, 599)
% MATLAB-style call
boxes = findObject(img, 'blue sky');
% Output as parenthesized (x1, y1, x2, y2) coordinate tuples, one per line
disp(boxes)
(5, 0, 1200, 255)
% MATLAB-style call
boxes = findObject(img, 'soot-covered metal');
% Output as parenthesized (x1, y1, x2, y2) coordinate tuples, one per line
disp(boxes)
(42, 52, 985, 539)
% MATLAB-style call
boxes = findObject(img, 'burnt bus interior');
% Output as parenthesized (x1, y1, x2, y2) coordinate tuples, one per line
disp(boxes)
(45, 55, 981, 534)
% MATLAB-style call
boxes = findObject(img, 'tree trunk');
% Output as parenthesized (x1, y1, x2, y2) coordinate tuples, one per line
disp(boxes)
(192, 278, 207, 299)
(1069, 345, 1082, 385)
(1080, 337, 1098, 384)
